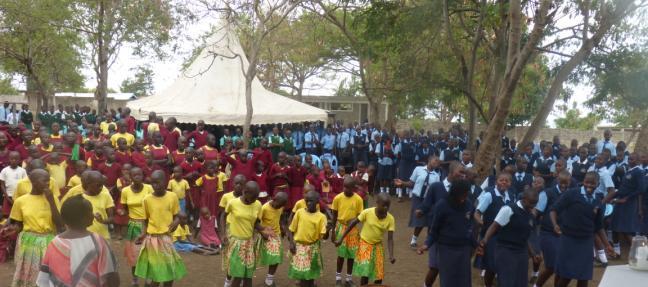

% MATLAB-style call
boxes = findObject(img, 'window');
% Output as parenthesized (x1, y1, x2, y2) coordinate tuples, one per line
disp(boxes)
(330, 103, 352, 111)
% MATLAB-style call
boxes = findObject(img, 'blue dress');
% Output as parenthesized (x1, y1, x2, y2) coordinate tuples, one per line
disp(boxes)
(611, 166, 643, 233)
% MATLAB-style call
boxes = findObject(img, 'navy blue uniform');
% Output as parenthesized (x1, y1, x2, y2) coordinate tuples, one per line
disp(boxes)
(552, 187, 605, 281)
(420, 182, 449, 269)
(571, 159, 592, 184)
(495, 202, 535, 287)
(398, 139, 417, 180)
(610, 166, 644, 233)
(476, 188, 511, 272)
(428, 198, 474, 287)
(511, 172, 533, 200)
(538, 185, 566, 270)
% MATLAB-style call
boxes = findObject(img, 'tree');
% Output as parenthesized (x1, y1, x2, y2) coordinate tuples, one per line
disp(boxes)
(120, 66, 155, 97)
(554, 104, 600, 130)
(520, 0, 644, 146)
(0, 0, 84, 110)
(0, 74, 17, 95)
(71, 0, 181, 111)
(199, 0, 301, 147)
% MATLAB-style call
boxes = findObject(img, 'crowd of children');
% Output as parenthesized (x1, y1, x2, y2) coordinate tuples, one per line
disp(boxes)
(0, 105, 646, 287)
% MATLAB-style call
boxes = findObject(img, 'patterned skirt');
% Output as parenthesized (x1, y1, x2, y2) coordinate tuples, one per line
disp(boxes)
(352, 239, 384, 281)
(134, 234, 187, 283)
(224, 237, 257, 278)
(12, 232, 55, 287)
(335, 222, 360, 259)
(258, 235, 283, 266)
(288, 241, 323, 281)
(124, 220, 144, 267)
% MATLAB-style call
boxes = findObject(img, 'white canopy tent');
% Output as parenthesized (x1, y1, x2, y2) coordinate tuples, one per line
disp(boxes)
(127, 23, 328, 125)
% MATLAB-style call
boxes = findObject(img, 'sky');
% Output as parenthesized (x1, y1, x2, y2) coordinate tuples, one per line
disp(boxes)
(80, 7, 598, 128)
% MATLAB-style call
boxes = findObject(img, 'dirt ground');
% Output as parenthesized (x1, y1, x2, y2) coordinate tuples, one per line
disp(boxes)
(0, 197, 611, 286)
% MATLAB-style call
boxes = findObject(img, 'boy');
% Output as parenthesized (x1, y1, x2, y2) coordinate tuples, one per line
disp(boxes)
(331, 177, 364, 287)
(259, 192, 288, 287)
(0, 152, 28, 218)
(336, 193, 395, 286)
(287, 191, 328, 287)
(168, 166, 191, 214)
(61, 171, 114, 240)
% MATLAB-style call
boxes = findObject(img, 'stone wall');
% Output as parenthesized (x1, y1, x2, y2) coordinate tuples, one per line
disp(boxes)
(396, 120, 639, 147)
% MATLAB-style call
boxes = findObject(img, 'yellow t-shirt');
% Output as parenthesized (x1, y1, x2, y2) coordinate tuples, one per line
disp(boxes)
(143, 192, 180, 235)
(67, 175, 82, 188)
(172, 224, 191, 242)
(9, 194, 60, 233)
(291, 199, 320, 213)
(219, 192, 237, 209)
(110, 132, 135, 147)
(61, 185, 111, 203)
(259, 202, 284, 236)
(99, 121, 116, 135)
(196, 173, 228, 193)
(357, 207, 395, 244)
(46, 161, 68, 191)
(167, 179, 190, 200)
(289, 208, 327, 244)
(63, 191, 114, 240)
(120, 184, 154, 220)
(225, 198, 261, 239)
(147, 122, 160, 135)
(331, 193, 364, 224)
(14, 177, 60, 200)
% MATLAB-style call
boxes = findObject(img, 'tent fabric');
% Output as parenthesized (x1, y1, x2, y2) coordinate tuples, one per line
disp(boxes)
(127, 23, 328, 125)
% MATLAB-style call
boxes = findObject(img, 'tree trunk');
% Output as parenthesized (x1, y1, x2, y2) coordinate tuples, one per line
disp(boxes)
(296, 77, 305, 102)
(243, 75, 253, 149)
(95, 0, 108, 113)
(634, 118, 648, 153)
(467, 101, 477, 150)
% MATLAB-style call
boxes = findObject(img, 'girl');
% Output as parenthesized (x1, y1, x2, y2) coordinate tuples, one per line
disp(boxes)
(479, 188, 540, 287)
(97, 148, 124, 238)
(172, 213, 219, 255)
(200, 134, 220, 163)
(7, 169, 64, 287)
(336, 193, 395, 286)
(223, 181, 267, 287)
(135, 170, 187, 286)
(253, 160, 270, 203)
(130, 139, 148, 171)
(287, 154, 308, 209)
(419, 179, 474, 287)
(171, 136, 187, 165)
(268, 152, 290, 195)
(287, 191, 328, 287)
(330, 177, 364, 286)
(115, 137, 132, 166)
(374, 134, 395, 194)
(168, 166, 191, 214)
(550, 172, 613, 287)
(196, 207, 221, 249)
(196, 161, 228, 218)
(36, 195, 119, 287)
(119, 167, 153, 286)
(147, 131, 171, 175)
(610, 153, 643, 257)
(180, 147, 202, 220)
(258, 192, 288, 287)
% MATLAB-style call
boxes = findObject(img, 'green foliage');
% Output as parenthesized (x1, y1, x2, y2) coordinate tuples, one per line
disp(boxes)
(334, 77, 363, 97)
(120, 66, 154, 97)
(554, 104, 601, 130)
(0, 75, 18, 95)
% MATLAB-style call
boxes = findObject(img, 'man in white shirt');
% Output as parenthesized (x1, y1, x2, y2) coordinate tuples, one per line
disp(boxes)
(597, 129, 616, 157)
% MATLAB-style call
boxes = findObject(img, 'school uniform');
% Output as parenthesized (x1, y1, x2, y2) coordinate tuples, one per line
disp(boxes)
(552, 187, 605, 281)
(374, 141, 395, 181)
(571, 158, 592, 184)
(500, 156, 515, 170)
(493, 201, 535, 287)
(533, 155, 556, 188)
(429, 198, 474, 287)
(511, 172, 533, 200)
(610, 165, 643, 233)
(420, 180, 452, 270)
(415, 146, 433, 166)
(641, 171, 648, 235)
(398, 138, 417, 181)
(537, 184, 566, 270)
(588, 165, 615, 200)
(476, 187, 512, 272)
(408, 169, 441, 228)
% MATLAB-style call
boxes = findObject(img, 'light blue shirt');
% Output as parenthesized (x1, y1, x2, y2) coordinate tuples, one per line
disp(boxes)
(597, 140, 616, 157)
(589, 166, 615, 196)
(304, 132, 318, 149)
(477, 188, 512, 213)
(0, 107, 6, 121)
(536, 185, 562, 213)
(409, 166, 441, 197)
(322, 134, 336, 150)
(374, 142, 394, 166)
(337, 132, 350, 149)
(494, 201, 524, 226)
(293, 131, 304, 150)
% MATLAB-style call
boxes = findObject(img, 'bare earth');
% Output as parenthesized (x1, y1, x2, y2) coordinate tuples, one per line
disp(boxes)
(0, 197, 610, 286)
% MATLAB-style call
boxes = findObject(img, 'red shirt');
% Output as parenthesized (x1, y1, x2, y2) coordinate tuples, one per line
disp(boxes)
(222, 153, 256, 184)
(87, 153, 106, 170)
(13, 143, 29, 160)
(252, 148, 273, 171)
(97, 162, 122, 187)
(163, 127, 180, 152)
(171, 150, 186, 166)
(115, 150, 132, 166)
(252, 171, 270, 200)
(268, 163, 290, 191)
(287, 165, 308, 188)
(130, 151, 147, 170)
(126, 116, 137, 133)
(180, 160, 203, 185)
(188, 130, 208, 148)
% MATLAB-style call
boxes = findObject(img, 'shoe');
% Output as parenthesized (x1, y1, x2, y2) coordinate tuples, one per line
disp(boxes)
(345, 281, 356, 287)
(410, 242, 417, 249)
(335, 280, 344, 287)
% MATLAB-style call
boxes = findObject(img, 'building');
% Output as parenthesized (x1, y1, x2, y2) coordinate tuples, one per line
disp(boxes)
(297, 96, 389, 125)
(0, 93, 134, 111)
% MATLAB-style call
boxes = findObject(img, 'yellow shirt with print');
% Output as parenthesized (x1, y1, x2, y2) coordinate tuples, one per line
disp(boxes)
(10, 194, 61, 233)
(357, 207, 395, 244)
(14, 177, 60, 200)
(110, 132, 135, 147)
(167, 179, 190, 200)
(259, 202, 284, 236)
(120, 184, 154, 220)
(196, 173, 228, 193)
(172, 224, 191, 242)
(143, 192, 180, 235)
(225, 197, 261, 239)
(331, 193, 364, 224)
(289, 208, 327, 244)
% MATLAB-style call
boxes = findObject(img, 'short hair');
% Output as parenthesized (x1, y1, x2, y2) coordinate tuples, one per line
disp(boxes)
(61, 195, 93, 229)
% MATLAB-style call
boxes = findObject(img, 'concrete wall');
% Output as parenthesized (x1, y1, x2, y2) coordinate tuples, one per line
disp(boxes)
(396, 120, 639, 147)
(1, 94, 128, 111)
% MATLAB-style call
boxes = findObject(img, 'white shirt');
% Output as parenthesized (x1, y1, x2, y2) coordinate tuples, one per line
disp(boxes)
(477, 188, 512, 213)
(409, 166, 441, 197)
(494, 201, 525, 226)
(0, 166, 28, 197)
(597, 140, 617, 157)
(6, 112, 20, 125)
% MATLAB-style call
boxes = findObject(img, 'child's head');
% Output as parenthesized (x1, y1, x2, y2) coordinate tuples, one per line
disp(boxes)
(8, 151, 20, 168)
(200, 207, 210, 218)
(205, 160, 217, 175)
(532, 176, 545, 191)
(232, 174, 246, 196)
(121, 163, 132, 178)
(304, 190, 320, 213)
(117, 120, 127, 133)
(557, 170, 571, 191)
(51, 122, 60, 134)
(134, 138, 145, 151)
(271, 191, 288, 209)
(255, 160, 265, 173)
(375, 193, 391, 216)
(583, 171, 600, 194)
(277, 152, 287, 165)
(310, 165, 319, 176)
(104, 147, 115, 163)
(495, 172, 512, 191)
(303, 184, 315, 194)
(39, 131, 50, 146)
(75, 160, 88, 175)
(515, 157, 528, 172)
(356, 161, 366, 173)
(130, 167, 144, 184)
(464, 168, 477, 183)
(206, 133, 216, 147)
(173, 166, 183, 180)
(177, 136, 187, 151)
(61, 195, 94, 230)
(81, 171, 104, 196)
(116, 138, 128, 151)
(21, 129, 33, 144)
(461, 150, 473, 163)
(178, 213, 189, 225)
(343, 176, 356, 196)
(588, 143, 597, 156)
(520, 187, 539, 211)
(338, 166, 346, 177)
(151, 131, 163, 145)
(448, 179, 471, 205)
(242, 181, 260, 204)
(185, 147, 195, 161)
(150, 170, 167, 195)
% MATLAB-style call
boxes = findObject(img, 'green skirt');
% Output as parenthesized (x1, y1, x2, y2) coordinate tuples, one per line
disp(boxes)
(135, 234, 187, 282)
(258, 235, 283, 266)
(124, 220, 144, 267)
(353, 239, 385, 281)
(125, 220, 143, 241)
(335, 222, 359, 259)
(12, 232, 55, 287)
(288, 241, 323, 280)
(225, 237, 257, 278)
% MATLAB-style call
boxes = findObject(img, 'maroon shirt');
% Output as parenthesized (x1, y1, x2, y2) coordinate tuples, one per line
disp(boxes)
(188, 130, 208, 148)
